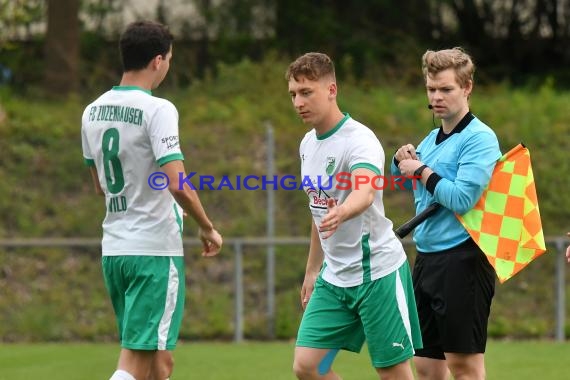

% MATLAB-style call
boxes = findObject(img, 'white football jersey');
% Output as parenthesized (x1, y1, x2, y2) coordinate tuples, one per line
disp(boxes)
(300, 114, 406, 287)
(81, 86, 185, 256)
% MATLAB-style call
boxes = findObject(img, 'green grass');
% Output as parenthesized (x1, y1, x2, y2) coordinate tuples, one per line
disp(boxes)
(0, 340, 568, 380)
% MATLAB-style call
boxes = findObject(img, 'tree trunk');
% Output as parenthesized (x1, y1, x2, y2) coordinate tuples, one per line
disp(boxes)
(43, 0, 80, 95)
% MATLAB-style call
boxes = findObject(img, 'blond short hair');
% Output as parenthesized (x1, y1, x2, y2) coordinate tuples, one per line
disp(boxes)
(285, 52, 336, 82)
(422, 47, 475, 88)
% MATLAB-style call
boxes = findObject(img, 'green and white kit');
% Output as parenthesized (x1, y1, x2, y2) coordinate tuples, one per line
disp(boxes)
(299, 113, 407, 287)
(82, 86, 184, 256)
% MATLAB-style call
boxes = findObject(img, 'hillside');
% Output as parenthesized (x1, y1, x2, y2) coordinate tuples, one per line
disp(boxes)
(0, 58, 569, 341)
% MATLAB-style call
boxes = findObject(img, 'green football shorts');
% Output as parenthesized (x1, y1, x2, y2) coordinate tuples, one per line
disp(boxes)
(102, 255, 185, 350)
(296, 261, 422, 368)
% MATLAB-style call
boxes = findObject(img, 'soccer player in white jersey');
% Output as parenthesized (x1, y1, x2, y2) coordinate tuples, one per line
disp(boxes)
(81, 21, 222, 380)
(286, 52, 422, 380)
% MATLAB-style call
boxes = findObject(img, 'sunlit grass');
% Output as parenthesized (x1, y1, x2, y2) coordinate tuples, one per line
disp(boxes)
(0, 340, 568, 380)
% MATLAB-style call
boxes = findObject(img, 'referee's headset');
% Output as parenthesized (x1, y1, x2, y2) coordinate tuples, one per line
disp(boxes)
(427, 104, 436, 128)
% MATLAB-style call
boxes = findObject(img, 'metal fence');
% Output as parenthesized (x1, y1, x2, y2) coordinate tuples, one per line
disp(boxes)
(0, 236, 568, 342)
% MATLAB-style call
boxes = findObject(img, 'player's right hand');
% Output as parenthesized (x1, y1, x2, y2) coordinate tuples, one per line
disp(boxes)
(199, 227, 223, 257)
(300, 272, 318, 310)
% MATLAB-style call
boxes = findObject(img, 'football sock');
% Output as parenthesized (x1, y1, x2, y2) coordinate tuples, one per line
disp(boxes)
(109, 369, 136, 380)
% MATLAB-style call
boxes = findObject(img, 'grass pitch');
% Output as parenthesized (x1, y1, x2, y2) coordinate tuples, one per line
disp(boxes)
(0, 340, 568, 379)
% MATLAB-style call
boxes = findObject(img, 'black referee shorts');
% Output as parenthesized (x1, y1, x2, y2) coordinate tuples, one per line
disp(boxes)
(412, 238, 496, 360)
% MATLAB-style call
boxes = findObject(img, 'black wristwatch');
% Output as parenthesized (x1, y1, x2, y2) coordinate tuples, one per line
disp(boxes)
(413, 164, 428, 177)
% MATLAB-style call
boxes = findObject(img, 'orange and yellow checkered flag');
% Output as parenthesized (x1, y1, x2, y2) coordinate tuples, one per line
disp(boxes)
(457, 144, 546, 283)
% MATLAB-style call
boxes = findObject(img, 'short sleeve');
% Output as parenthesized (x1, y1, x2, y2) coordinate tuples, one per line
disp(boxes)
(148, 101, 184, 166)
(81, 109, 95, 167)
(347, 130, 384, 176)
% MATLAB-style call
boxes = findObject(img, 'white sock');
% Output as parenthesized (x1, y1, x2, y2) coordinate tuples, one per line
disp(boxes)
(109, 369, 136, 380)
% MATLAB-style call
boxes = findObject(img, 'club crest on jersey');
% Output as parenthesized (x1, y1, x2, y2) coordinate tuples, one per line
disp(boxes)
(326, 157, 336, 176)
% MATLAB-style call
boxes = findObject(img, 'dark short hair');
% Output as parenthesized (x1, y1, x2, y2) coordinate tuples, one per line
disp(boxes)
(119, 20, 174, 71)
(285, 52, 336, 82)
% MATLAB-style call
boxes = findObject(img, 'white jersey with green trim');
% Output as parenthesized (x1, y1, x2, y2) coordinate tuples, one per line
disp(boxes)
(81, 86, 184, 256)
(300, 114, 406, 287)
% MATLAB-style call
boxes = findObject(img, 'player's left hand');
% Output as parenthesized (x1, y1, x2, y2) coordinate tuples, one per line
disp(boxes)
(199, 227, 223, 257)
(319, 198, 342, 239)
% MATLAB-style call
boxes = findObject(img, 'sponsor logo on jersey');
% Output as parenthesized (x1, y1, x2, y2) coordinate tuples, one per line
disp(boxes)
(307, 185, 333, 209)
(161, 135, 179, 149)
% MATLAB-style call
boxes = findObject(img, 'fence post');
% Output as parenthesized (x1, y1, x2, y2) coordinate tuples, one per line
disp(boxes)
(266, 122, 276, 339)
(555, 238, 566, 341)
(234, 240, 244, 342)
